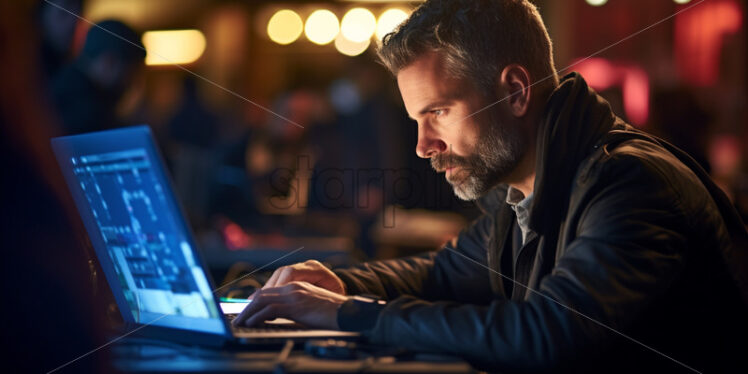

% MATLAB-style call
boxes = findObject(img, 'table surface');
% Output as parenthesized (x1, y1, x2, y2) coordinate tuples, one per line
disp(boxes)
(113, 340, 476, 374)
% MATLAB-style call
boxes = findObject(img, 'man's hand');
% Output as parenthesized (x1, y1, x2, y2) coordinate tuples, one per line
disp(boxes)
(261, 260, 346, 295)
(231, 281, 348, 330)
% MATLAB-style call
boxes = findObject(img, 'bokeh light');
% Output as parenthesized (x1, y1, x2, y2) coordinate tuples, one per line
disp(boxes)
(376, 8, 409, 41)
(340, 8, 377, 43)
(674, 0, 692, 4)
(334, 33, 370, 56)
(142, 29, 206, 66)
(305, 9, 339, 45)
(585, 0, 608, 6)
(267, 9, 303, 45)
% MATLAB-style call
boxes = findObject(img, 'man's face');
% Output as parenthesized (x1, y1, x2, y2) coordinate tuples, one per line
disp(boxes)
(397, 51, 527, 200)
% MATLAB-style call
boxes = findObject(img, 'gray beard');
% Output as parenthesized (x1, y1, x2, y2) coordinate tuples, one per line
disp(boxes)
(436, 117, 525, 201)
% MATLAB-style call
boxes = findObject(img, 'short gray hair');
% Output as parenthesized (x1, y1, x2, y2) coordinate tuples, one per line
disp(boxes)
(377, 0, 558, 96)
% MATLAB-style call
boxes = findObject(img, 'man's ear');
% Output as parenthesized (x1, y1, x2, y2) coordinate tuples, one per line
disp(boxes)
(499, 64, 532, 117)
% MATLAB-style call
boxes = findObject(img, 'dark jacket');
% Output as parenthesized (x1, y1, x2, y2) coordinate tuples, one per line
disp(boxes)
(335, 73, 748, 373)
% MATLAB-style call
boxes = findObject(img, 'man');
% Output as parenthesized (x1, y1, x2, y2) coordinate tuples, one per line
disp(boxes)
(234, 0, 748, 372)
(51, 19, 144, 135)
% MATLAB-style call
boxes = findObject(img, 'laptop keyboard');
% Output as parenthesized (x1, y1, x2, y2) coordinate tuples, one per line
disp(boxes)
(226, 314, 304, 333)
(233, 325, 303, 333)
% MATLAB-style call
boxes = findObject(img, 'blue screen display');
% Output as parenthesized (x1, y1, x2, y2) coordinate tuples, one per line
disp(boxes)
(54, 128, 226, 335)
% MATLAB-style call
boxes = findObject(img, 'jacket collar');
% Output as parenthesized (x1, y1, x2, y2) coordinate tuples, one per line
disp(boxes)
(529, 72, 617, 235)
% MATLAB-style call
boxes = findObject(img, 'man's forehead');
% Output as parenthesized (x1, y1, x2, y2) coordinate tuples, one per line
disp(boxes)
(396, 51, 472, 116)
(397, 51, 449, 84)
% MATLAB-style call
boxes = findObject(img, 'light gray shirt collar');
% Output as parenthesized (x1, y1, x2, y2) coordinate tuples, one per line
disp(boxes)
(505, 186, 534, 245)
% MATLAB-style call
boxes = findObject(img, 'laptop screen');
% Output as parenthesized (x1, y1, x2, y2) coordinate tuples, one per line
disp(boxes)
(52, 126, 227, 336)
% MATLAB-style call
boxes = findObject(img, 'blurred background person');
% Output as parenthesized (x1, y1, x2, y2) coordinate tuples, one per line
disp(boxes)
(51, 19, 145, 135)
(36, 0, 83, 82)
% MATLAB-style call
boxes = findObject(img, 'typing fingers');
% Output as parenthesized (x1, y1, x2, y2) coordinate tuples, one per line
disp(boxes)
(272, 266, 295, 288)
(233, 283, 306, 326)
(262, 266, 287, 289)
(242, 302, 289, 327)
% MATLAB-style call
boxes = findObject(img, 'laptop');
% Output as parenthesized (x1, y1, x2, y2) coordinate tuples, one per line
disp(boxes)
(51, 126, 358, 346)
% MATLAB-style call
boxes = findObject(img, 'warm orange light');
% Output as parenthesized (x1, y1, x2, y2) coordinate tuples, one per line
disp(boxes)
(267, 9, 303, 45)
(142, 29, 206, 66)
(340, 8, 377, 43)
(585, 0, 608, 6)
(335, 33, 370, 56)
(376, 8, 409, 40)
(305, 9, 339, 45)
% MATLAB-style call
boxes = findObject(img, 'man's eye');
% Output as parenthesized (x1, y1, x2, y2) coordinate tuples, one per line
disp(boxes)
(432, 109, 444, 117)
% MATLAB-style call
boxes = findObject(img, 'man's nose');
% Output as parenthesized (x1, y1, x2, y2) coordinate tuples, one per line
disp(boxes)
(415, 127, 448, 159)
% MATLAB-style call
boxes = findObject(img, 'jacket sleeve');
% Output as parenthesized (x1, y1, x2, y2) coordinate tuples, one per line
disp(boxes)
(356, 152, 693, 372)
(334, 211, 497, 303)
